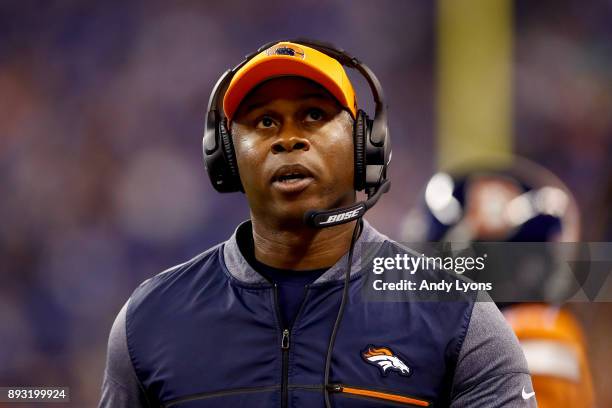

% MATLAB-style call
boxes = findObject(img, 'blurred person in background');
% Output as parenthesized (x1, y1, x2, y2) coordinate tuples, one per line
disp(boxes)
(401, 156, 596, 407)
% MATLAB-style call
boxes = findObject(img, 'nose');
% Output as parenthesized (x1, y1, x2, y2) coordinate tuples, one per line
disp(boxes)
(271, 134, 311, 154)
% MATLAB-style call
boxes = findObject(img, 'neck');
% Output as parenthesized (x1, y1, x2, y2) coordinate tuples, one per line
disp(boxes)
(251, 216, 358, 270)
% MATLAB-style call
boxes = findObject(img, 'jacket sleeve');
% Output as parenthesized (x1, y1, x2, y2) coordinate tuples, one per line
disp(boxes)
(98, 299, 150, 408)
(450, 293, 538, 407)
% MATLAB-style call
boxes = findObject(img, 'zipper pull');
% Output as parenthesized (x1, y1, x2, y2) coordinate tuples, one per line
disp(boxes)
(326, 384, 343, 393)
(281, 329, 290, 350)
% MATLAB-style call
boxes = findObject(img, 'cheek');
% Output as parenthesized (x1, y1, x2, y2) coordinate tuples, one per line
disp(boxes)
(235, 138, 257, 170)
(231, 125, 255, 156)
(318, 122, 354, 180)
(232, 132, 266, 188)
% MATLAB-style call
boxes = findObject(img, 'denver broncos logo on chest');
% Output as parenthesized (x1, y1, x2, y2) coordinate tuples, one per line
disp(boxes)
(361, 345, 411, 377)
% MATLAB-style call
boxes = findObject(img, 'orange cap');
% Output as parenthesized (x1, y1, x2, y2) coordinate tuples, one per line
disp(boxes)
(223, 42, 357, 121)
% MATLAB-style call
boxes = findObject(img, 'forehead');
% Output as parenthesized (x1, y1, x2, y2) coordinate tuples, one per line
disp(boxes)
(233, 77, 340, 116)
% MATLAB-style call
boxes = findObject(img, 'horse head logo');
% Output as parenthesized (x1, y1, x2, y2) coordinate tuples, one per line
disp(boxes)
(361, 345, 411, 377)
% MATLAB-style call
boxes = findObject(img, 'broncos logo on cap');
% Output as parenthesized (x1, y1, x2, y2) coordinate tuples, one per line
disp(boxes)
(265, 44, 305, 59)
(361, 345, 411, 377)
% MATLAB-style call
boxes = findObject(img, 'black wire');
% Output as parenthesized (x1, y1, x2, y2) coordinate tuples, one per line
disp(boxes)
(323, 218, 362, 408)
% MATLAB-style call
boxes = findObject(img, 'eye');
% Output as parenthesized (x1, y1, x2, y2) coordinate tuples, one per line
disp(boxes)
(256, 116, 276, 129)
(305, 108, 324, 122)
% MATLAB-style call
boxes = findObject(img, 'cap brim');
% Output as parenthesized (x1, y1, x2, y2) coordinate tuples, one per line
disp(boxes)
(223, 55, 355, 121)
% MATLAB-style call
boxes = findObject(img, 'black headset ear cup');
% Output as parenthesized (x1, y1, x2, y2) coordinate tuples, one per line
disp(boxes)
(219, 119, 243, 192)
(353, 110, 367, 191)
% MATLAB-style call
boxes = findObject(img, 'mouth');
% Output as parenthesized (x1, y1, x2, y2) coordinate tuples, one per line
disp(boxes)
(271, 164, 315, 194)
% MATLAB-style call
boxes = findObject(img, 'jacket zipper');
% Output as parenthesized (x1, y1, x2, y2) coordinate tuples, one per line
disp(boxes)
(327, 384, 430, 407)
(274, 284, 311, 408)
(273, 284, 290, 408)
(281, 328, 290, 407)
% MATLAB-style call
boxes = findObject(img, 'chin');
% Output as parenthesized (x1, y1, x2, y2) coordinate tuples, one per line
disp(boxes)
(253, 185, 354, 225)
(267, 196, 329, 225)
(279, 199, 323, 218)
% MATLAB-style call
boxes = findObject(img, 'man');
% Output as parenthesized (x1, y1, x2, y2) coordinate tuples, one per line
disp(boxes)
(99, 40, 535, 407)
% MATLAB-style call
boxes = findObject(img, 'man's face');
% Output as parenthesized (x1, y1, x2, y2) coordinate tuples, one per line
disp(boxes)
(231, 77, 355, 226)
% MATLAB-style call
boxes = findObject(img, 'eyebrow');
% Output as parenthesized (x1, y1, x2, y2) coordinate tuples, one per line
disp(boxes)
(243, 93, 334, 113)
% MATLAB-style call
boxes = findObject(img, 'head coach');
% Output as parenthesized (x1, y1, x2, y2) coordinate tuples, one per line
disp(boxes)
(99, 40, 536, 408)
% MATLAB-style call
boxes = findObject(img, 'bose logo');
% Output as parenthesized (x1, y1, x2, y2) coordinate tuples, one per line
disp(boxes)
(319, 209, 362, 225)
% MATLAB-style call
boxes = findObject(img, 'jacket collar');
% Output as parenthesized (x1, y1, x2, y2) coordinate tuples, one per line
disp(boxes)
(223, 219, 389, 285)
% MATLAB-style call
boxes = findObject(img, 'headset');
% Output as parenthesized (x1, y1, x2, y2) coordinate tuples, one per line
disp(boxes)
(202, 39, 392, 408)
(203, 38, 391, 227)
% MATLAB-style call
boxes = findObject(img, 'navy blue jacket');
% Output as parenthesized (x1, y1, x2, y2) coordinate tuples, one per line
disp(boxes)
(99, 220, 536, 407)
